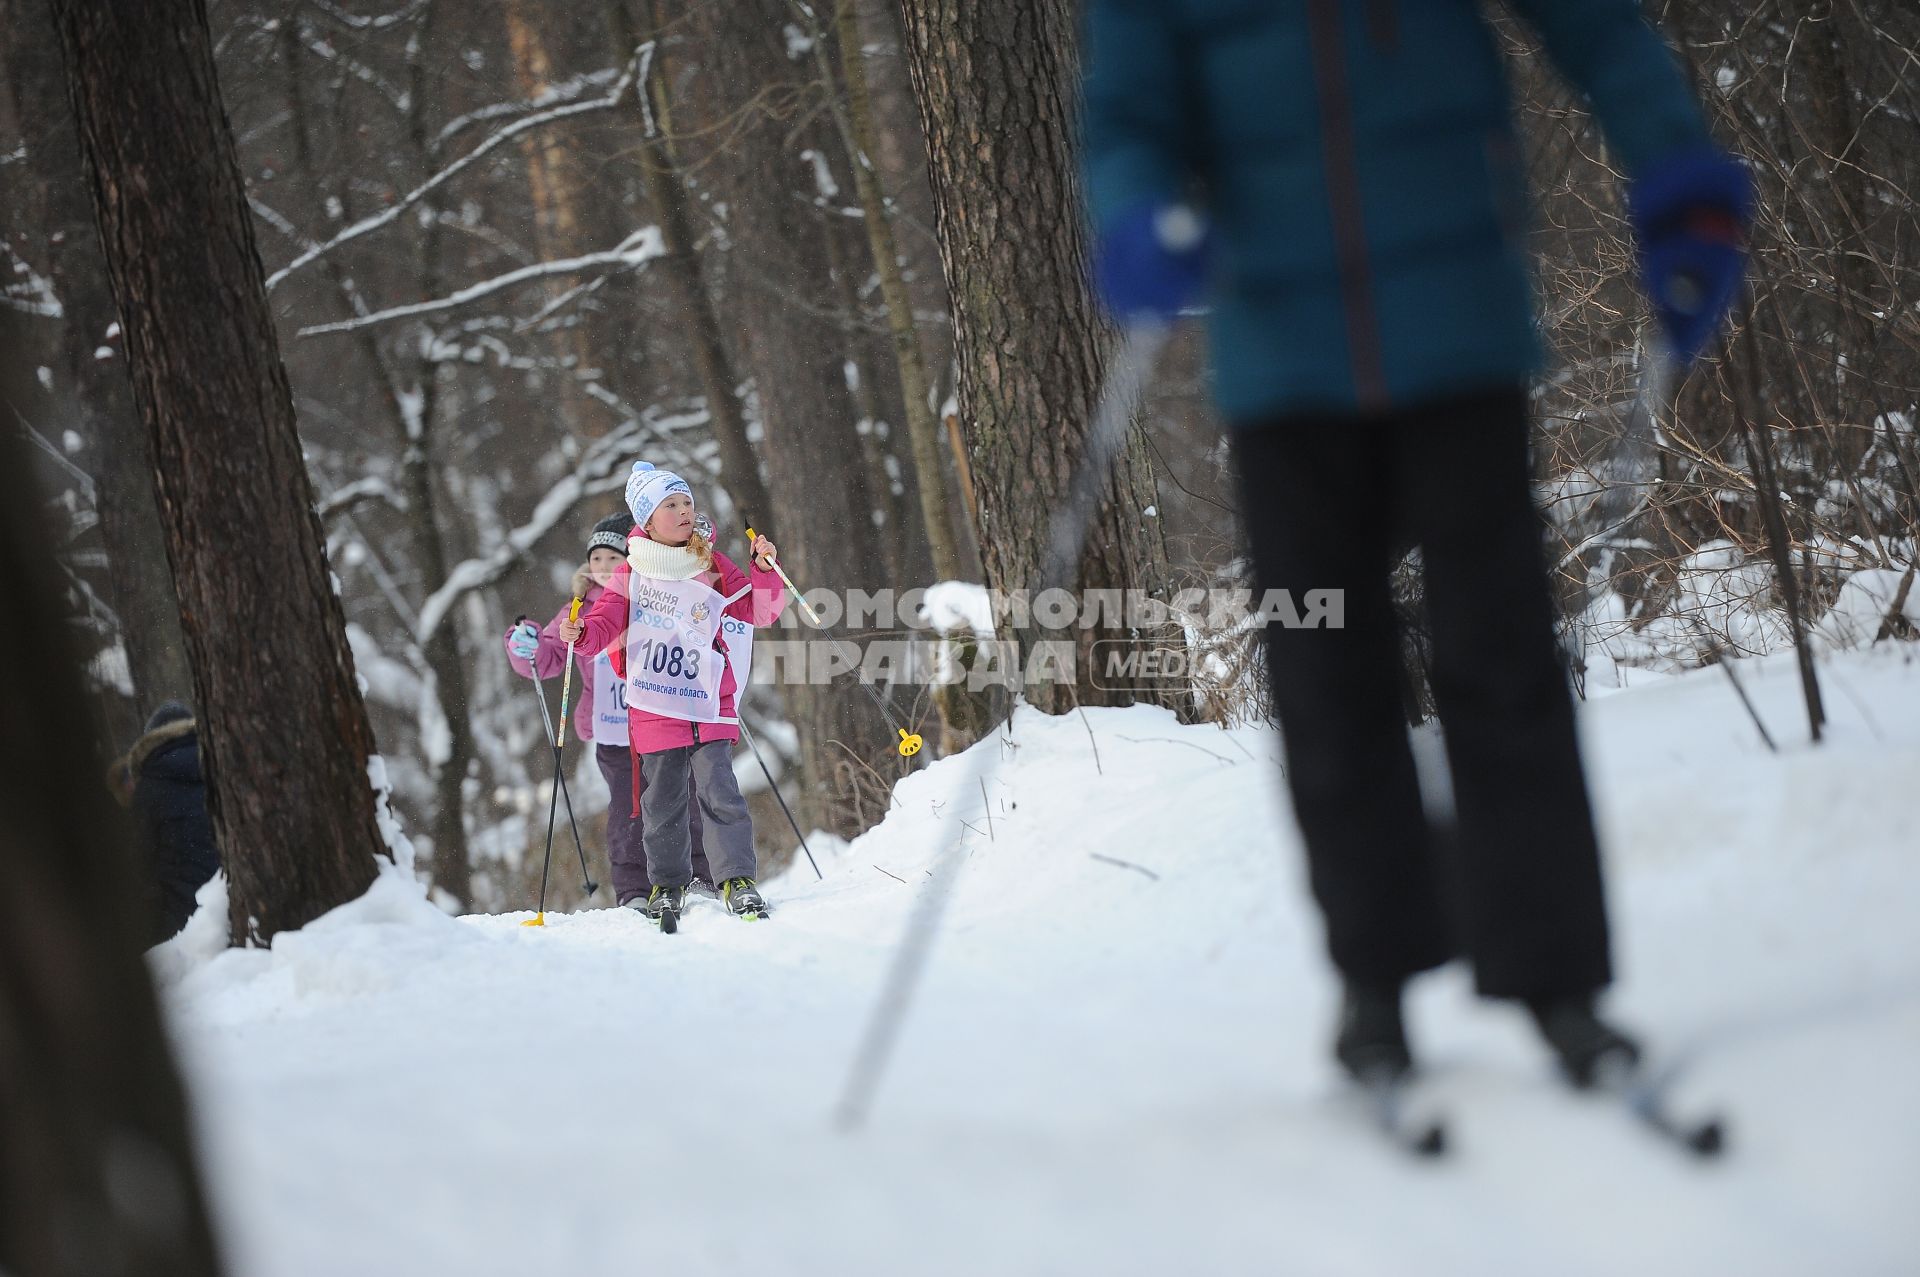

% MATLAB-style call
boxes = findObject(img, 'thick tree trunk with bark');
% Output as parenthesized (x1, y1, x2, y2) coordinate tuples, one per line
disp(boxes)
(504, 0, 602, 440)
(0, 0, 192, 730)
(607, 0, 774, 529)
(275, 10, 475, 907)
(408, 459, 479, 908)
(815, 205, 916, 581)
(683, 0, 909, 834)
(854, 0, 974, 533)
(50, 0, 387, 943)
(896, 0, 1178, 713)
(0, 310, 227, 1277)
(403, 4, 479, 908)
(823, 0, 971, 582)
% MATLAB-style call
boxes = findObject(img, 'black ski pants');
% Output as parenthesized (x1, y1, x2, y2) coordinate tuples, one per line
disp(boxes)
(1229, 385, 1611, 1000)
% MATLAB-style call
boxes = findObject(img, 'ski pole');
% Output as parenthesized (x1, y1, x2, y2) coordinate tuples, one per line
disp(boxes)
(556, 596, 584, 748)
(739, 714, 822, 880)
(1588, 331, 1673, 535)
(744, 521, 823, 625)
(745, 519, 924, 759)
(527, 658, 598, 896)
(835, 318, 1171, 1130)
(523, 598, 596, 927)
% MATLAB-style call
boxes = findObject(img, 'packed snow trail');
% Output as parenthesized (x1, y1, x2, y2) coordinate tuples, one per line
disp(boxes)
(155, 646, 1920, 1276)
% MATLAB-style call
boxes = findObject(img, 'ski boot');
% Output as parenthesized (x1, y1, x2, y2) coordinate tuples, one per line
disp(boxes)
(1527, 994, 1641, 1088)
(720, 877, 770, 920)
(640, 883, 686, 933)
(1334, 982, 1413, 1084)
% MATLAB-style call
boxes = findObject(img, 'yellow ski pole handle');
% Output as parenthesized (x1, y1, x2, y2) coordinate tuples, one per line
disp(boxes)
(745, 525, 822, 626)
(554, 596, 583, 749)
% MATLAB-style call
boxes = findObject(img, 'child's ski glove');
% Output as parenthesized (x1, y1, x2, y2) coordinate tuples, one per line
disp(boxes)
(1629, 147, 1754, 364)
(508, 622, 540, 661)
(1094, 201, 1210, 323)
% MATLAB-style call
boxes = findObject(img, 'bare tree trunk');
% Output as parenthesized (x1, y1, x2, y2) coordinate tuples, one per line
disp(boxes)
(504, 0, 601, 440)
(853, 0, 976, 546)
(0, 0, 192, 726)
(1791, 0, 1874, 365)
(0, 310, 226, 1277)
(278, 3, 477, 909)
(270, 12, 480, 906)
(607, 0, 774, 529)
(50, 0, 387, 943)
(1736, 312, 1827, 742)
(403, 4, 479, 908)
(896, 0, 1178, 713)
(816, 0, 971, 581)
(683, 0, 910, 835)
(816, 205, 914, 580)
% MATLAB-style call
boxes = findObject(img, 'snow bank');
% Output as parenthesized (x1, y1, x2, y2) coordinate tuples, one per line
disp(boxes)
(159, 645, 1920, 1277)
(1815, 566, 1919, 648)
(918, 579, 994, 635)
(162, 865, 474, 1026)
(148, 872, 230, 990)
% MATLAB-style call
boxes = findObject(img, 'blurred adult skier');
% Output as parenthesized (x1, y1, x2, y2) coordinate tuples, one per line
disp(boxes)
(1083, 0, 1752, 1088)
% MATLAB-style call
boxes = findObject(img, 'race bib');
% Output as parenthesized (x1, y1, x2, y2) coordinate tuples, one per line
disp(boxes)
(719, 611, 755, 690)
(624, 574, 734, 724)
(591, 647, 628, 746)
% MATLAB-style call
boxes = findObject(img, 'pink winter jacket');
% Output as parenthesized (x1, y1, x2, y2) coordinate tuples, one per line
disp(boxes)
(575, 535, 787, 759)
(503, 582, 611, 744)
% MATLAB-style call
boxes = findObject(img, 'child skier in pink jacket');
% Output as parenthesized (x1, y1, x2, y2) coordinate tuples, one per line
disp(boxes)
(564, 462, 786, 929)
(504, 512, 712, 905)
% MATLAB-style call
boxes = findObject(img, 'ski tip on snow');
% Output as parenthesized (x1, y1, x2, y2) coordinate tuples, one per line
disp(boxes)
(1679, 1117, 1726, 1158)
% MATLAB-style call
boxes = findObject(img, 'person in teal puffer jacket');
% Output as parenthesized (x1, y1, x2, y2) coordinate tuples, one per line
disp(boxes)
(1085, 0, 1752, 1088)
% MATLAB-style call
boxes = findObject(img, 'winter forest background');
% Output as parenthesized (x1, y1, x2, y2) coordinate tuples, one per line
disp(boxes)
(3, 2, 1920, 1274)
(4, 0, 1916, 911)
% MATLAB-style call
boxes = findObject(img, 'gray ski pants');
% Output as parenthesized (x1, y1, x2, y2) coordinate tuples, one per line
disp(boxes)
(637, 739, 757, 889)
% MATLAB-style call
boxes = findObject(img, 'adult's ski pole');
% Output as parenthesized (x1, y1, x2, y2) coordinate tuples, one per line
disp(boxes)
(834, 318, 1172, 1130)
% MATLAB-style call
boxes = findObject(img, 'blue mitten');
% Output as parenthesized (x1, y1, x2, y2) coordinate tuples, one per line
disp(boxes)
(1628, 148, 1754, 363)
(1094, 201, 1210, 322)
(507, 622, 540, 661)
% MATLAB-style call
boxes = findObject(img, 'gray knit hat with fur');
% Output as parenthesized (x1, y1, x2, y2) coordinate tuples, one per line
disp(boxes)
(587, 512, 633, 555)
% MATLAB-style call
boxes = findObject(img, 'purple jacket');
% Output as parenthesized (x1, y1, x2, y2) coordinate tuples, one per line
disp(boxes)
(504, 580, 611, 743)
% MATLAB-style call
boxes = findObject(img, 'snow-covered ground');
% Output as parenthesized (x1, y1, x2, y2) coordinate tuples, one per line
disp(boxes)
(156, 644, 1920, 1276)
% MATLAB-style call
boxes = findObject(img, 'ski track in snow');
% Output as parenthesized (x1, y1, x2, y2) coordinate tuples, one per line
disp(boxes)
(156, 646, 1920, 1276)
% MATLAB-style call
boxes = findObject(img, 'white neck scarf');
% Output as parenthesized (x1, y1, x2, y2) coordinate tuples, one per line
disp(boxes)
(627, 537, 707, 581)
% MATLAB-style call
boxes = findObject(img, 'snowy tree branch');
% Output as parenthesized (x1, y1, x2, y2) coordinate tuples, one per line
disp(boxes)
(414, 416, 643, 643)
(295, 227, 664, 337)
(412, 400, 722, 643)
(302, 0, 430, 31)
(434, 67, 620, 149)
(292, 21, 411, 112)
(16, 415, 97, 506)
(318, 475, 409, 523)
(0, 243, 63, 319)
(263, 43, 651, 294)
(578, 385, 718, 485)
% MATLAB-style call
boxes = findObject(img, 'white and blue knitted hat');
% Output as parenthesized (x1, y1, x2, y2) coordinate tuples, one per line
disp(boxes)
(624, 461, 692, 532)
